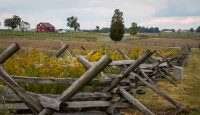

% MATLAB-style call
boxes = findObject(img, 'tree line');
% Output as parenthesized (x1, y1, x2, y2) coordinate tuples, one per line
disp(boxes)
(3, 15, 200, 34)
(3, 11, 200, 43)
(82, 26, 160, 33)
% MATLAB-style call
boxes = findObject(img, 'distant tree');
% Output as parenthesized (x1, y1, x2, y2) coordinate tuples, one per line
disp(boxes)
(136, 26, 160, 33)
(67, 16, 80, 31)
(99, 27, 110, 33)
(196, 26, 200, 33)
(149, 27, 155, 33)
(74, 22, 80, 32)
(171, 29, 175, 32)
(126, 27, 130, 33)
(4, 19, 10, 27)
(155, 27, 160, 33)
(190, 28, 194, 32)
(96, 26, 99, 33)
(4, 15, 21, 30)
(130, 22, 137, 36)
(110, 9, 125, 43)
(137, 26, 145, 33)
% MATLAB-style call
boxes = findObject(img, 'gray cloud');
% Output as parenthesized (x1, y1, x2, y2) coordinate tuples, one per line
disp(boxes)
(0, 0, 200, 30)
(154, 0, 200, 17)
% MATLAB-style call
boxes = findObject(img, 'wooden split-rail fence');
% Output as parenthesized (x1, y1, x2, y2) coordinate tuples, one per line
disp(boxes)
(0, 42, 191, 115)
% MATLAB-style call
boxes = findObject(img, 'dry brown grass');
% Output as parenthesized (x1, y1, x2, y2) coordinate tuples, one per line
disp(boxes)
(0, 39, 134, 50)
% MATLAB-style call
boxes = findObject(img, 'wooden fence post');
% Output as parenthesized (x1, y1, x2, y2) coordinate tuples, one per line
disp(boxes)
(81, 45, 86, 50)
(118, 66, 185, 110)
(101, 50, 155, 93)
(0, 66, 44, 114)
(139, 69, 157, 88)
(0, 43, 20, 64)
(38, 55, 112, 115)
(59, 41, 73, 60)
(51, 44, 69, 58)
(117, 49, 131, 60)
(119, 87, 154, 115)
(77, 55, 154, 115)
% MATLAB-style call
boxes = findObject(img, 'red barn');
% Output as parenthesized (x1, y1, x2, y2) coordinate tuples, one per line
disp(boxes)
(36, 22, 55, 32)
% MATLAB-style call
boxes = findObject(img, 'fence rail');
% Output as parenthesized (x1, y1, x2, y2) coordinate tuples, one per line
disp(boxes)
(0, 42, 191, 115)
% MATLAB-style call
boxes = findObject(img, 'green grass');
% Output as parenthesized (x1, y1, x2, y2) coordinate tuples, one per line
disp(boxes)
(0, 30, 109, 41)
(135, 32, 200, 39)
(1, 30, 200, 42)
(136, 33, 159, 38)
(130, 49, 200, 115)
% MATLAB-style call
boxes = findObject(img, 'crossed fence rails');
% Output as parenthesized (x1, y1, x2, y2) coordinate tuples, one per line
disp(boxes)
(0, 42, 191, 115)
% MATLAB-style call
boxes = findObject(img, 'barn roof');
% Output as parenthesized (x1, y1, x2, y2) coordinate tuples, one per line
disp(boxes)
(40, 22, 54, 27)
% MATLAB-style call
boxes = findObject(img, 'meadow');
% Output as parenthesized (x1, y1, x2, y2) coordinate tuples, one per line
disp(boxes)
(1, 30, 200, 40)
(136, 32, 200, 39)
(0, 31, 200, 114)
(0, 30, 113, 41)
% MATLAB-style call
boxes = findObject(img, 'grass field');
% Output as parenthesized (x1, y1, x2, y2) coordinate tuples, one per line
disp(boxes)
(0, 30, 110, 41)
(121, 49, 200, 115)
(136, 32, 200, 39)
(0, 34, 200, 114)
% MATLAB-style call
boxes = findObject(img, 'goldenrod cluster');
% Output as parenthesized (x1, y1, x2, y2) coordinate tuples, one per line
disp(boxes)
(1, 45, 176, 93)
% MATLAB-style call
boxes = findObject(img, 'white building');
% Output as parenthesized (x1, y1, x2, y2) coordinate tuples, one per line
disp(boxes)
(58, 29, 66, 33)
(161, 29, 175, 33)
(19, 21, 30, 31)
(176, 29, 189, 33)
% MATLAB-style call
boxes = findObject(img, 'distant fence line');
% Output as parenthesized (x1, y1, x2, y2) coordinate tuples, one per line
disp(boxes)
(130, 41, 199, 48)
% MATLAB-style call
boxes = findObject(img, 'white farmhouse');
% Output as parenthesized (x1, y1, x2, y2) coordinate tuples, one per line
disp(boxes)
(19, 21, 30, 31)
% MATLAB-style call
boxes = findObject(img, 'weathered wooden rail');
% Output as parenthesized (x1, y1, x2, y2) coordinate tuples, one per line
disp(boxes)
(0, 43, 191, 115)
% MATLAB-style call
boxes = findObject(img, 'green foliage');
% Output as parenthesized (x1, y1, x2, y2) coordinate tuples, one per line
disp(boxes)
(190, 28, 194, 32)
(82, 27, 110, 33)
(196, 26, 200, 33)
(136, 26, 160, 33)
(0, 86, 18, 114)
(67, 16, 80, 31)
(96, 26, 99, 33)
(100, 27, 110, 33)
(130, 22, 137, 36)
(4, 15, 21, 30)
(109, 9, 125, 43)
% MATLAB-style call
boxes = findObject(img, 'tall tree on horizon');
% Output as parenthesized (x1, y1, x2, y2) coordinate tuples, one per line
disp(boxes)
(67, 16, 80, 31)
(109, 9, 125, 43)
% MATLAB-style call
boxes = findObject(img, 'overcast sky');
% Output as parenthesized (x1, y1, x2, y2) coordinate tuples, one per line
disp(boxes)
(0, 0, 200, 30)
